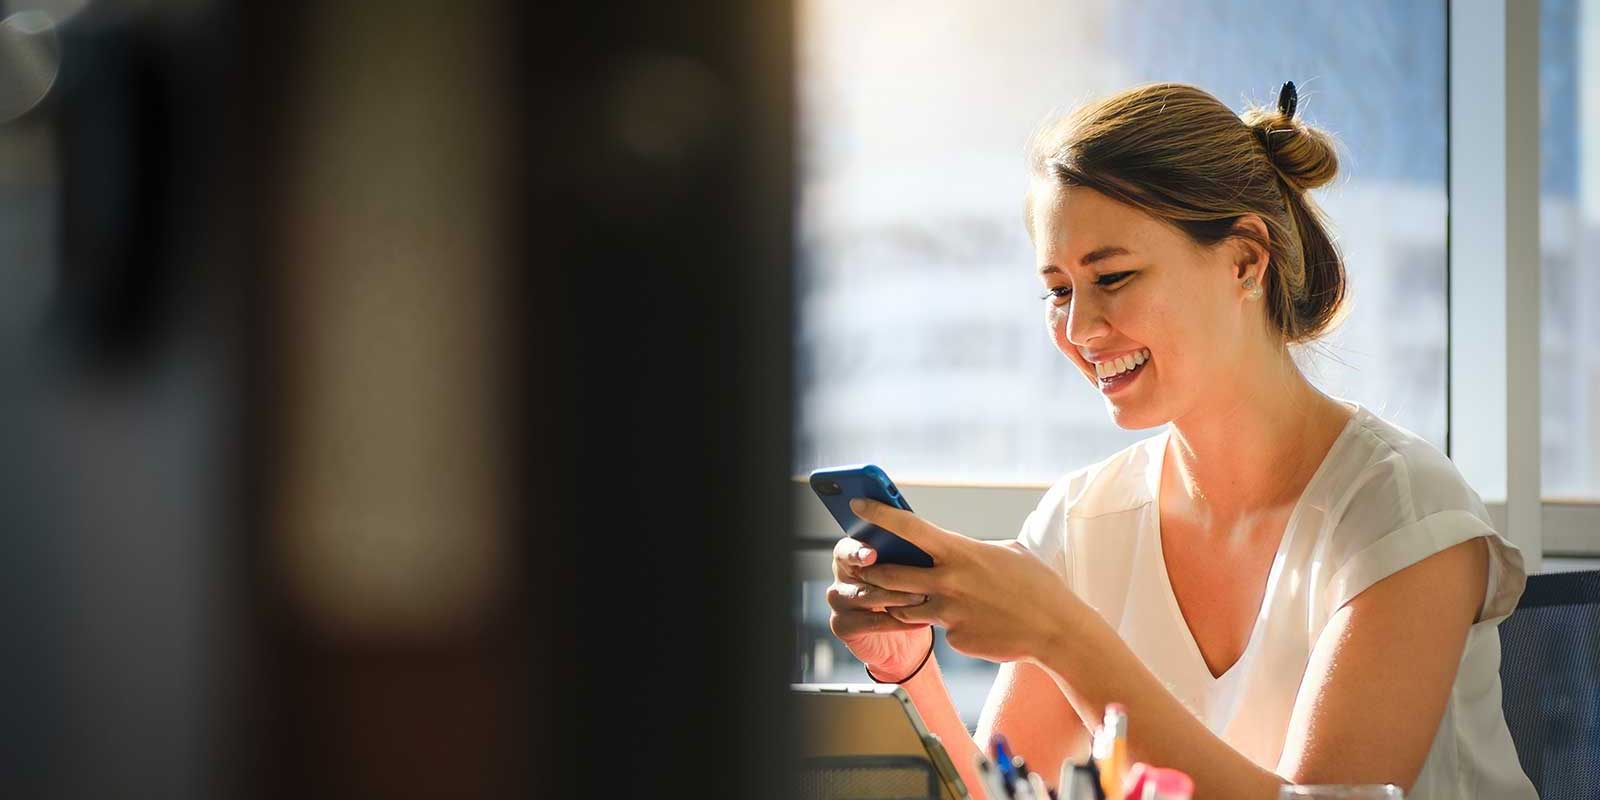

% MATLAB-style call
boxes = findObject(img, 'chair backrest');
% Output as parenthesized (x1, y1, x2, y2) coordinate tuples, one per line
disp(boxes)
(1498, 569, 1600, 800)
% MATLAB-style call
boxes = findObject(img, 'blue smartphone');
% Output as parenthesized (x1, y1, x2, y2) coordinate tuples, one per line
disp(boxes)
(808, 464, 934, 568)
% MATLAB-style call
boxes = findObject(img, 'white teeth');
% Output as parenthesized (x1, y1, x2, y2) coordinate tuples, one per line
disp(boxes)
(1095, 349, 1150, 380)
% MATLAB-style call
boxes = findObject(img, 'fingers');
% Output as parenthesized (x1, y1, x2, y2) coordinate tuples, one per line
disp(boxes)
(860, 562, 937, 595)
(826, 580, 927, 613)
(831, 537, 876, 580)
(848, 498, 959, 560)
(887, 597, 941, 625)
(830, 608, 928, 639)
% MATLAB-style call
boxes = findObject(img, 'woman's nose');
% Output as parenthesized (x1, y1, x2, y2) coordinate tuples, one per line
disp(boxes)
(1062, 294, 1109, 347)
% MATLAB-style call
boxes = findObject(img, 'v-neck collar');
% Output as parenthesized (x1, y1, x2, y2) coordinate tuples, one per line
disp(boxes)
(1145, 398, 1364, 684)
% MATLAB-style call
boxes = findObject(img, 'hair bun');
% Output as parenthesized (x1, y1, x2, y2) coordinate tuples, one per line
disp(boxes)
(1241, 106, 1338, 191)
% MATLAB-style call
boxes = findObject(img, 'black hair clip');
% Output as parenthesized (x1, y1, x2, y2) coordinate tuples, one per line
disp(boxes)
(1277, 81, 1298, 120)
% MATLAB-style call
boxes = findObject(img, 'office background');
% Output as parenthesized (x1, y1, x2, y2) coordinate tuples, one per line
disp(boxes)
(0, 0, 1590, 795)
(791, 0, 1600, 727)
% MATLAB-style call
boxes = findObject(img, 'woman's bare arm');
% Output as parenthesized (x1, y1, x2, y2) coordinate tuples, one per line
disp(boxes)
(974, 661, 1091, 789)
(900, 654, 1089, 799)
(1273, 537, 1489, 790)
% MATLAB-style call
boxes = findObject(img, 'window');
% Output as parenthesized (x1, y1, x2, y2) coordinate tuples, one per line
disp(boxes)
(793, 0, 1459, 726)
(792, 0, 1450, 724)
(1540, 0, 1600, 500)
(794, 0, 1449, 485)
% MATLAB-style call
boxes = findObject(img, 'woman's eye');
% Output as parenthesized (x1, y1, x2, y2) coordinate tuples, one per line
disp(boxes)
(1037, 272, 1133, 304)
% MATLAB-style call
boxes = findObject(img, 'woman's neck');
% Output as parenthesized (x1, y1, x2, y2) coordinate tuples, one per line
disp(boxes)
(1163, 352, 1351, 530)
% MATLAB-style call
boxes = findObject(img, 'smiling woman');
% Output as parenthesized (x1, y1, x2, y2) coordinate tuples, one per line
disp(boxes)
(1028, 81, 1346, 329)
(794, 2, 1454, 492)
(823, 81, 1539, 800)
(1020, 82, 1347, 434)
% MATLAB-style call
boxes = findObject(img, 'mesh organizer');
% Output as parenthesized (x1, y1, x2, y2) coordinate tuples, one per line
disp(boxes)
(1498, 569, 1600, 800)
(795, 755, 942, 800)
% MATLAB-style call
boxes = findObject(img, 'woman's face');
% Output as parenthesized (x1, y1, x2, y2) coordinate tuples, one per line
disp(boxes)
(1030, 181, 1263, 430)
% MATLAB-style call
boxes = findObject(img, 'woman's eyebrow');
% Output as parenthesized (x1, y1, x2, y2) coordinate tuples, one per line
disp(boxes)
(1037, 245, 1134, 275)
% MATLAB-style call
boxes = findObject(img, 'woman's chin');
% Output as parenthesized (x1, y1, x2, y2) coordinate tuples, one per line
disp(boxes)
(1105, 399, 1166, 431)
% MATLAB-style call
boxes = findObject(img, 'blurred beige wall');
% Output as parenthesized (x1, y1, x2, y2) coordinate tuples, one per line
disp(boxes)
(275, 1, 513, 643)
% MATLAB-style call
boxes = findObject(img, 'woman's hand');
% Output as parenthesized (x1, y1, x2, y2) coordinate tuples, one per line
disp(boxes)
(851, 498, 1080, 664)
(828, 535, 936, 681)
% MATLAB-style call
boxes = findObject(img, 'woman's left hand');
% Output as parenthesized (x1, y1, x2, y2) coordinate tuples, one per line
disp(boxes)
(851, 498, 1082, 664)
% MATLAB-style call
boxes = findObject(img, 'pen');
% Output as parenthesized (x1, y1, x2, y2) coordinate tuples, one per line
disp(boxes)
(975, 752, 1013, 800)
(1012, 771, 1036, 800)
(1089, 759, 1107, 800)
(1027, 771, 1052, 800)
(1009, 753, 1031, 799)
(993, 734, 1017, 794)
(1058, 760, 1096, 800)
(1093, 704, 1128, 800)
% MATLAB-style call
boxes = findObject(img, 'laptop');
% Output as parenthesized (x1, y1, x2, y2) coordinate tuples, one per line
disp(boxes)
(792, 683, 971, 800)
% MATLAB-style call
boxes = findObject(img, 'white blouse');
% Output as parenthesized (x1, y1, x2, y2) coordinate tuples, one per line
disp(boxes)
(1017, 398, 1537, 799)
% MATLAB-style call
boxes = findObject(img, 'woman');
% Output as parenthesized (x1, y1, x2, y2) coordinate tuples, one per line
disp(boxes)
(827, 82, 1537, 800)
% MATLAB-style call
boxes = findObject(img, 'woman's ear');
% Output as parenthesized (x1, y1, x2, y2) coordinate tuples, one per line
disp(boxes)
(1229, 213, 1272, 285)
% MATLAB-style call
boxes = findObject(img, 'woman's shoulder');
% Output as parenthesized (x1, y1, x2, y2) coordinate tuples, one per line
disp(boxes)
(1329, 406, 1490, 528)
(1316, 404, 1526, 623)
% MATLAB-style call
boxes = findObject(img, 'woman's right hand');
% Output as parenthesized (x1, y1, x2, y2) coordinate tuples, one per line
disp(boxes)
(828, 536, 935, 681)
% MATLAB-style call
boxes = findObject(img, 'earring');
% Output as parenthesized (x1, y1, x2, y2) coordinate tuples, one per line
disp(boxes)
(1243, 276, 1263, 300)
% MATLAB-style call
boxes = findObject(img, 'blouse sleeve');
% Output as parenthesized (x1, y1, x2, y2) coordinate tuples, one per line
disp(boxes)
(1016, 473, 1081, 591)
(1321, 449, 1528, 626)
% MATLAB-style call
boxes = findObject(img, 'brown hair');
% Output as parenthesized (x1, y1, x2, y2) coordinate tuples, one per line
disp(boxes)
(1024, 82, 1348, 345)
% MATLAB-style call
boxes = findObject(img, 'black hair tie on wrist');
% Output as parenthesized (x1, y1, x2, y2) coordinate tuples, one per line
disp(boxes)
(866, 628, 935, 684)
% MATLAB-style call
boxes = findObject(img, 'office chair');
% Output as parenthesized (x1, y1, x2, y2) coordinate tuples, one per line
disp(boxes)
(1498, 569, 1600, 799)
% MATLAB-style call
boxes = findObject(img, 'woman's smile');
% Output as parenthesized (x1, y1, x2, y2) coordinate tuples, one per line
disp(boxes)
(1083, 347, 1152, 394)
(1096, 351, 1149, 394)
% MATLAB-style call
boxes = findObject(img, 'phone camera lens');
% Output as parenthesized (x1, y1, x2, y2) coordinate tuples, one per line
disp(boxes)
(817, 480, 842, 496)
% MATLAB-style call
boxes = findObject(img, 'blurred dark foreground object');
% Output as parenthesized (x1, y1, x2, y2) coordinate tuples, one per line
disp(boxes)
(0, 0, 795, 797)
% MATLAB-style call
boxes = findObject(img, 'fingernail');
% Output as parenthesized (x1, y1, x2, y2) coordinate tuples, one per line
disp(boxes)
(856, 547, 872, 563)
(915, 594, 928, 604)
(848, 498, 864, 513)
